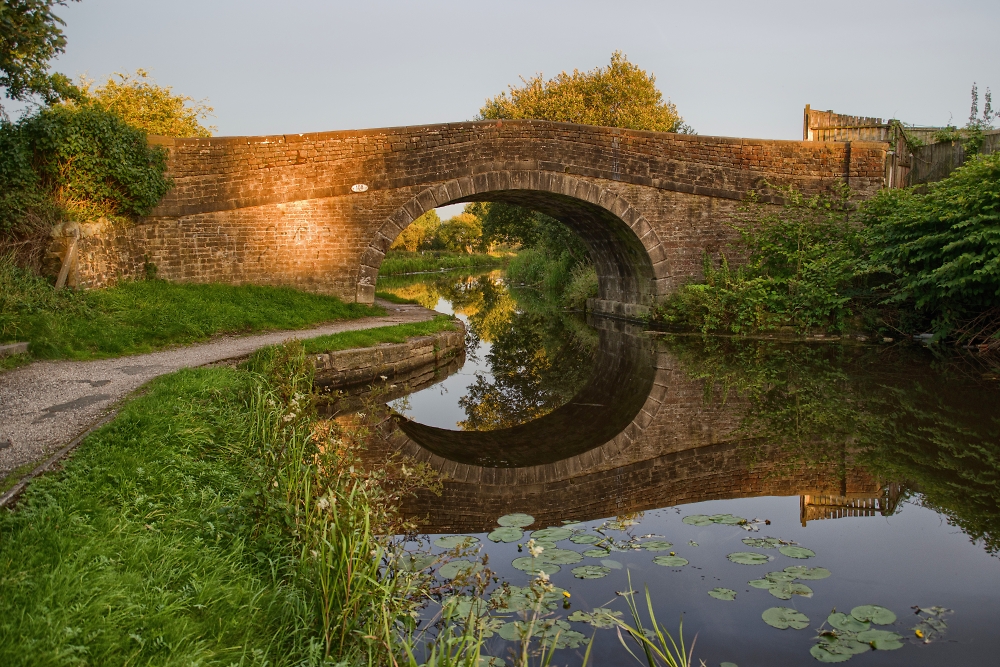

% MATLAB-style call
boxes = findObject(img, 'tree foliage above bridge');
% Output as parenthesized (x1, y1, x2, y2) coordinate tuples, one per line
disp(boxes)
(0, 0, 78, 114)
(478, 51, 690, 134)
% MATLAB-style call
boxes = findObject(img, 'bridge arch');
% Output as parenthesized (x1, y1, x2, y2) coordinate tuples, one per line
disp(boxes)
(356, 170, 670, 319)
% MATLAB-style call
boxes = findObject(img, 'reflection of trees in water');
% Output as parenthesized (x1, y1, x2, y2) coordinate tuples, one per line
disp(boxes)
(378, 269, 598, 431)
(665, 336, 1000, 554)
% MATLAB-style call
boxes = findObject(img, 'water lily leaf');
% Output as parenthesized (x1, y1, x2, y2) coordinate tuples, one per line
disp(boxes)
(784, 566, 831, 580)
(652, 555, 689, 567)
(851, 605, 897, 626)
(435, 535, 480, 549)
(570, 533, 602, 545)
(561, 520, 582, 526)
(708, 587, 737, 601)
(742, 537, 782, 548)
(688, 541, 699, 547)
(710, 514, 746, 525)
(765, 571, 796, 583)
(828, 612, 869, 633)
(682, 514, 714, 526)
(748, 579, 772, 589)
(761, 607, 810, 630)
(488, 527, 523, 543)
(641, 540, 674, 551)
(721, 663, 738, 667)
(568, 608, 623, 628)
(538, 548, 583, 565)
(498, 621, 528, 641)
(398, 553, 436, 572)
(857, 629, 904, 650)
(572, 565, 612, 579)
(767, 582, 813, 600)
(600, 559, 623, 570)
(809, 644, 853, 663)
(497, 513, 534, 528)
(583, 548, 610, 558)
(778, 546, 815, 559)
(511, 557, 560, 575)
(531, 527, 573, 542)
(442, 594, 489, 620)
(727, 552, 770, 565)
(533, 540, 557, 551)
(439, 559, 482, 579)
(491, 585, 567, 612)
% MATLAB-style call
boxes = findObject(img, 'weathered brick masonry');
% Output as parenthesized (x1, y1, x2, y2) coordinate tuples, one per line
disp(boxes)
(55, 120, 887, 318)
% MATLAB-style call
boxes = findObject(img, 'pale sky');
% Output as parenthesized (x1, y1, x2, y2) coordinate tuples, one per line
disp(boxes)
(38, 0, 1000, 141)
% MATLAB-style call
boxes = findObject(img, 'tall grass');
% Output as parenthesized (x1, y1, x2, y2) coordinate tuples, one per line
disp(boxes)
(506, 248, 598, 310)
(0, 253, 381, 359)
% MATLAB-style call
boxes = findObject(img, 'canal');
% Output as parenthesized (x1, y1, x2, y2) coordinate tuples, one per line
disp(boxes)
(372, 267, 1000, 666)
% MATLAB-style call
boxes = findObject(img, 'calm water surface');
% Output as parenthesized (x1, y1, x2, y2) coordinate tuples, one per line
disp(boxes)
(375, 269, 1000, 667)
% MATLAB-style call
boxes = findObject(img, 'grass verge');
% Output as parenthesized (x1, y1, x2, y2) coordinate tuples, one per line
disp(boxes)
(1, 255, 383, 360)
(0, 340, 441, 665)
(379, 251, 508, 276)
(301, 316, 458, 355)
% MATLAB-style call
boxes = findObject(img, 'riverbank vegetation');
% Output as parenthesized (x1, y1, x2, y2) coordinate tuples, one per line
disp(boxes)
(0, 253, 379, 362)
(655, 151, 1000, 344)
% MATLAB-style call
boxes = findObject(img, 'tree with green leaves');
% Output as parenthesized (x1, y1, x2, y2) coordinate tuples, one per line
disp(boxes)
(0, 0, 79, 115)
(478, 50, 690, 133)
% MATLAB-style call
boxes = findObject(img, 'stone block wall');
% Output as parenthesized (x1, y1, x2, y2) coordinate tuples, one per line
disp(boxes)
(52, 120, 888, 314)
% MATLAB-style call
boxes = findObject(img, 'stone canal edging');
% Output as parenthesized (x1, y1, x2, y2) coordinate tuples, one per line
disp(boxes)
(311, 321, 465, 390)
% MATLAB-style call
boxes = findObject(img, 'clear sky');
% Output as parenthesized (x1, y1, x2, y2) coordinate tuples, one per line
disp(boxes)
(42, 0, 1000, 141)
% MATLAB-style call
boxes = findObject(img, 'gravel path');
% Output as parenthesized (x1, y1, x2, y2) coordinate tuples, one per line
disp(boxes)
(0, 301, 435, 479)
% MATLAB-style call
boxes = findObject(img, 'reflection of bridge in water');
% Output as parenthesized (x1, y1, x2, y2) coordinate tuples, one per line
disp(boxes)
(386, 319, 888, 533)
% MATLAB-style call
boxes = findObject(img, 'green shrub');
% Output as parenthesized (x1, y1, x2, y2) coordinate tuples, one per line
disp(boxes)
(861, 152, 1000, 335)
(0, 103, 171, 236)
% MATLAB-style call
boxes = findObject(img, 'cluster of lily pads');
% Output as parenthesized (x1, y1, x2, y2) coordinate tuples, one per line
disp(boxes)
(414, 510, 939, 664)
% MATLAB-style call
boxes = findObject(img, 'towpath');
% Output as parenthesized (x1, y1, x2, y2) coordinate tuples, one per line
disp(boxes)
(0, 301, 435, 485)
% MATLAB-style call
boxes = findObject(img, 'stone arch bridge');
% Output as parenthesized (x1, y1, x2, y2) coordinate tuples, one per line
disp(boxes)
(71, 120, 887, 318)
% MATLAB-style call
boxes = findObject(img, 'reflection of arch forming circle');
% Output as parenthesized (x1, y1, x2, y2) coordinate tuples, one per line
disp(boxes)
(396, 321, 656, 469)
(358, 171, 668, 314)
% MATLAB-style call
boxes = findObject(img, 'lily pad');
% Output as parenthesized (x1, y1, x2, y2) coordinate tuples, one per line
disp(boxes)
(764, 571, 796, 582)
(503, 619, 585, 649)
(398, 553, 436, 572)
(572, 565, 612, 579)
(682, 514, 713, 526)
(742, 537, 782, 548)
(442, 594, 489, 620)
(511, 557, 560, 576)
(784, 566, 831, 580)
(761, 606, 810, 630)
(710, 514, 746, 525)
(600, 559, 623, 570)
(538, 548, 583, 565)
(652, 555, 689, 567)
(641, 540, 674, 551)
(727, 551, 770, 565)
(810, 638, 870, 663)
(435, 535, 480, 549)
(688, 540, 699, 547)
(851, 605, 897, 626)
(767, 582, 813, 600)
(720, 663, 738, 667)
(857, 629, 904, 650)
(568, 608, 623, 628)
(497, 513, 534, 528)
(531, 527, 573, 542)
(438, 559, 482, 579)
(491, 585, 567, 612)
(570, 533, 602, 545)
(778, 545, 815, 559)
(488, 527, 523, 543)
(748, 578, 773, 589)
(708, 587, 737, 601)
(582, 548, 610, 558)
(828, 612, 870, 633)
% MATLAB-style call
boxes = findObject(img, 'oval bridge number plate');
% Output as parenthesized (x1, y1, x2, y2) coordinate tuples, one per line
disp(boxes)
(351, 183, 369, 193)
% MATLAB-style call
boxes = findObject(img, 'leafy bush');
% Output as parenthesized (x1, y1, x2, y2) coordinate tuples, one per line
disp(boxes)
(656, 186, 865, 334)
(0, 103, 171, 236)
(862, 152, 1000, 335)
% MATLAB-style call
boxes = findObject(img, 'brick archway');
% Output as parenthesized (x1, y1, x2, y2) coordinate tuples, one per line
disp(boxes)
(357, 170, 669, 320)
